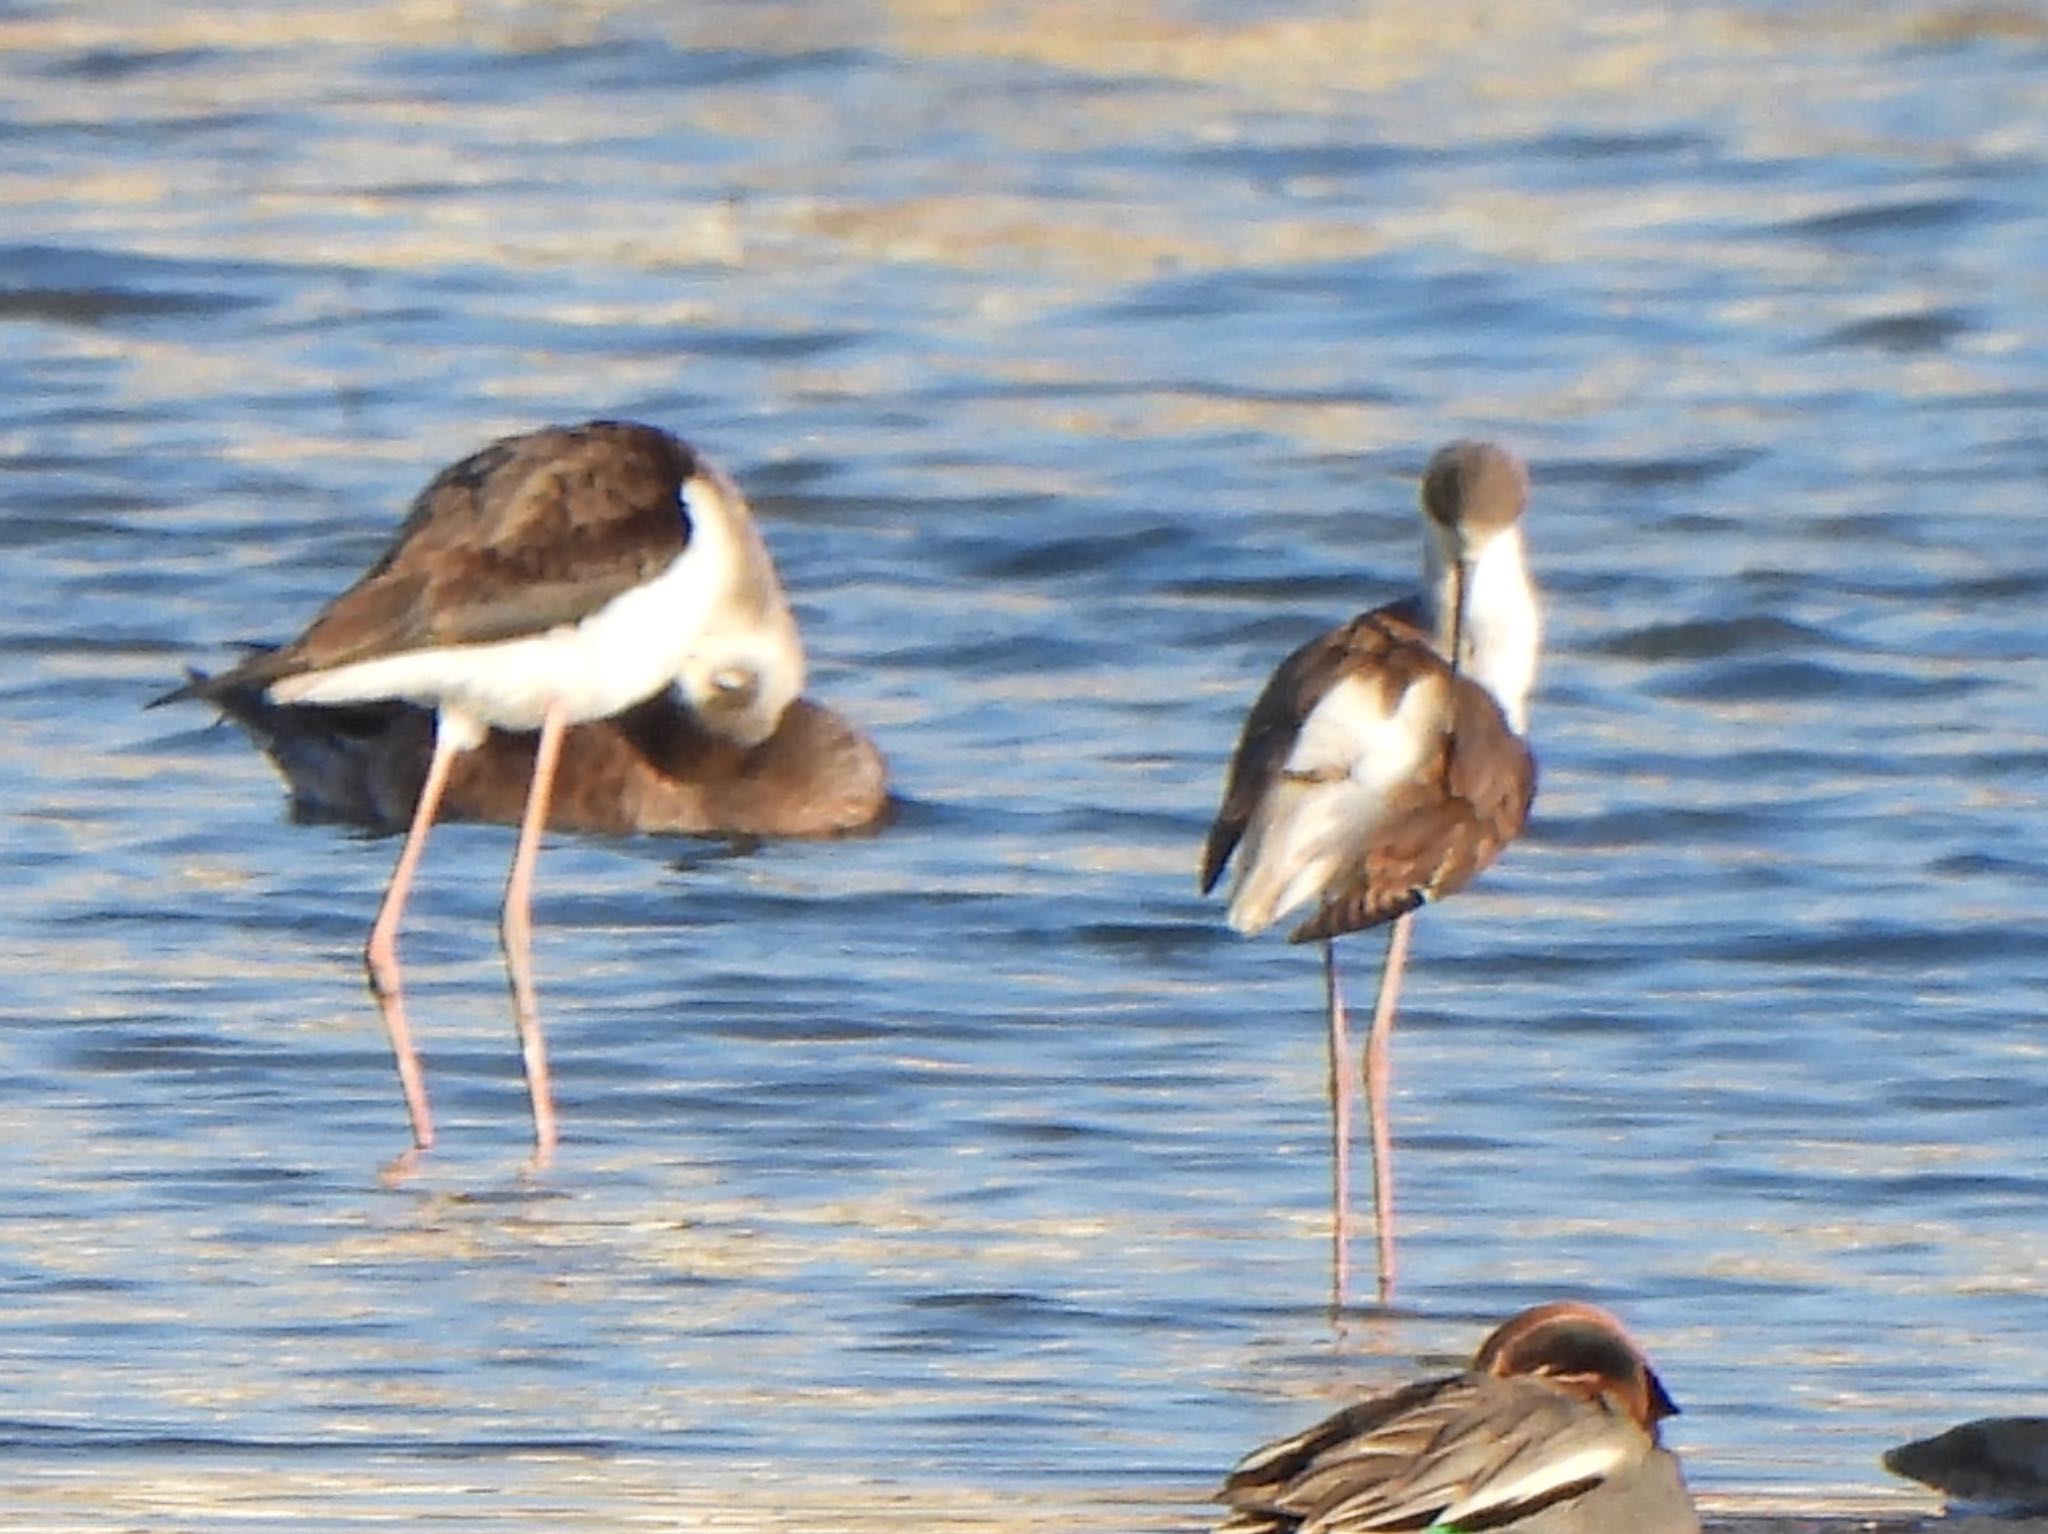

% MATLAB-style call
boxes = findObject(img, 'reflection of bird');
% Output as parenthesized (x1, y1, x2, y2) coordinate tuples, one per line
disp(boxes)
(1201, 441, 1539, 1305)
(154, 421, 804, 1159)
(1217, 1302, 1700, 1534)
(197, 678, 889, 842)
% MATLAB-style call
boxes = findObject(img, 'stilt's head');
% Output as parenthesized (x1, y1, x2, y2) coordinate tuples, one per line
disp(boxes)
(1416, 440, 1539, 733)
(1471, 1301, 1681, 1435)
(1421, 439, 1529, 551)
(670, 457, 806, 748)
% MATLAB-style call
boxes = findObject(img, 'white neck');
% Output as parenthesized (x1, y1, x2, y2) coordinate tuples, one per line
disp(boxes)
(1422, 525, 1540, 734)
(673, 465, 806, 747)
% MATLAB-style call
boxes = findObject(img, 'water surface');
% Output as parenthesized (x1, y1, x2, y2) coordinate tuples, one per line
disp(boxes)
(5, 1, 2048, 1528)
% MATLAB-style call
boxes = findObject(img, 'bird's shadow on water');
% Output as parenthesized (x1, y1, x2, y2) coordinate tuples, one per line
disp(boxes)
(659, 835, 767, 875)
(643, 793, 913, 878)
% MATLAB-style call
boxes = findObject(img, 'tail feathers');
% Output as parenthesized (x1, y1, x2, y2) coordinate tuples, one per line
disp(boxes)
(1225, 846, 1337, 937)
(147, 644, 287, 710)
(1224, 778, 1380, 936)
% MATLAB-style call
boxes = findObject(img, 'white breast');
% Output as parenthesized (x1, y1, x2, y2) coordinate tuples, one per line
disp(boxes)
(1449, 527, 1540, 735)
(1225, 671, 1443, 935)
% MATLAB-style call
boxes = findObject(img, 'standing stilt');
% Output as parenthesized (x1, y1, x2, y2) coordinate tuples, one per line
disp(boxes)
(1200, 440, 1541, 1305)
(154, 421, 806, 1152)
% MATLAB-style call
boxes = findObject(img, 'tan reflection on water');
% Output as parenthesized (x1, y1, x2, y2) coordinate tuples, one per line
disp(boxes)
(15, 1460, 1192, 1533)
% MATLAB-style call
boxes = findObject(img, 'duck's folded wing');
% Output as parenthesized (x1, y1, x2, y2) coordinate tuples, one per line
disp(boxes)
(1218, 1379, 1451, 1533)
(1229, 1374, 1643, 1533)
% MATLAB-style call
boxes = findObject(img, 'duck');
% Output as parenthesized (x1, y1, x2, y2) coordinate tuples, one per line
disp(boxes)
(1217, 1301, 1698, 1534)
(195, 672, 890, 841)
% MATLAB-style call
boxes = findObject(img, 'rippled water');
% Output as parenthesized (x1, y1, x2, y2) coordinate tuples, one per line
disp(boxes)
(6, 1, 2048, 1528)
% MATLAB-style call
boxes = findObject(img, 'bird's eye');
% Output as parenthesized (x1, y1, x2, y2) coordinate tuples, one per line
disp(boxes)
(712, 666, 758, 700)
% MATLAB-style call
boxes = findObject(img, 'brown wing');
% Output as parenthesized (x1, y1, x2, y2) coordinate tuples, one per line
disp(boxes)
(168, 421, 697, 700)
(1199, 597, 1432, 896)
(1290, 668, 1534, 944)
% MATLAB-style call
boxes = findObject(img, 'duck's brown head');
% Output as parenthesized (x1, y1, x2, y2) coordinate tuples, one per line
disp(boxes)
(1471, 1300, 1681, 1432)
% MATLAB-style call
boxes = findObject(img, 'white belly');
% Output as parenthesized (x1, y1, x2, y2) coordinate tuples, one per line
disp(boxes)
(270, 549, 722, 737)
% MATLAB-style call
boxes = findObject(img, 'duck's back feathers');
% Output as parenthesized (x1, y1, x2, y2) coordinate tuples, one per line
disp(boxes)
(1220, 1372, 1649, 1533)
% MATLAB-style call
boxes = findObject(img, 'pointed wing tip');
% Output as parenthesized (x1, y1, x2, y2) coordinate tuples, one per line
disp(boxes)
(1198, 828, 1235, 896)
(149, 643, 293, 714)
(1287, 889, 1425, 944)
(145, 669, 212, 711)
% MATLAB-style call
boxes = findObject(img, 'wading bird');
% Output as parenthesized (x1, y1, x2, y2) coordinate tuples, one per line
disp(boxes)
(157, 421, 803, 1159)
(1201, 440, 1539, 1304)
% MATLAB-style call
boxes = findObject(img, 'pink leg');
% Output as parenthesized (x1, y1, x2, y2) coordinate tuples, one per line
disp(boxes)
(365, 724, 463, 1151)
(1323, 939, 1354, 1312)
(501, 701, 565, 1157)
(1363, 912, 1414, 1304)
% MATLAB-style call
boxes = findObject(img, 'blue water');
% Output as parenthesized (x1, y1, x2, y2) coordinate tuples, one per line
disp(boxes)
(5, 2, 2048, 1528)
